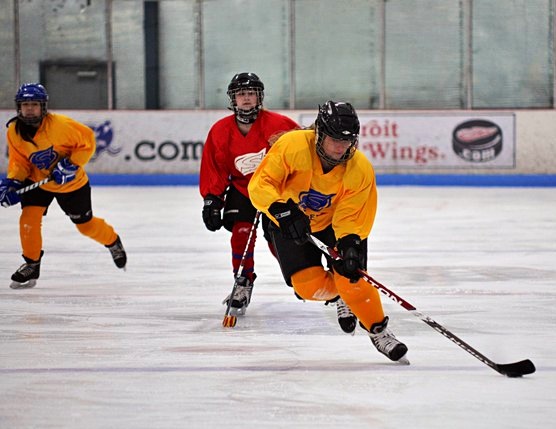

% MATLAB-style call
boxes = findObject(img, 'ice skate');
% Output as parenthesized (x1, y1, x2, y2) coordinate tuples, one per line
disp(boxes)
(10, 251, 43, 289)
(367, 317, 409, 363)
(335, 297, 357, 334)
(326, 296, 357, 334)
(223, 276, 254, 316)
(106, 235, 127, 269)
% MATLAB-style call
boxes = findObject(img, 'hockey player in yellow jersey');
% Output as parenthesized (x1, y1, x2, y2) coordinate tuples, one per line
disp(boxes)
(248, 100, 408, 362)
(0, 83, 126, 289)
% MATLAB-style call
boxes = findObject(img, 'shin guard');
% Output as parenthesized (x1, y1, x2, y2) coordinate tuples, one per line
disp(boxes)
(19, 206, 46, 261)
(334, 273, 385, 330)
(231, 221, 256, 280)
(291, 266, 338, 301)
(76, 217, 117, 246)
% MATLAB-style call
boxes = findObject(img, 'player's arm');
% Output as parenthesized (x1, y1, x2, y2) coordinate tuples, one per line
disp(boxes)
(6, 135, 32, 182)
(199, 128, 230, 198)
(199, 126, 231, 231)
(333, 157, 377, 241)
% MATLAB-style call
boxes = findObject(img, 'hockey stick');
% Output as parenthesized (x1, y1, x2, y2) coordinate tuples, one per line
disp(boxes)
(15, 177, 50, 195)
(222, 211, 262, 328)
(308, 233, 536, 377)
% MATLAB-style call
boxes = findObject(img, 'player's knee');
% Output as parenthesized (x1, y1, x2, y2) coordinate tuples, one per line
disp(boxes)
(291, 266, 337, 301)
(68, 210, 93, 225)
(20, 206, 45, 225)
(334, 274, 377, 305)
(75, 219, 96, 237)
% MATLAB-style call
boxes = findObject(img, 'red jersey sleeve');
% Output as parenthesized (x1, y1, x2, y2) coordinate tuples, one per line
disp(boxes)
(199, 116, 234, 198)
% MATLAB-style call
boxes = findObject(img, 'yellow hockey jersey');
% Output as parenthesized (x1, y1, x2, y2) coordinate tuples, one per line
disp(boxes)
(7, 113, 94, 193)
(248, 129, 377, 240)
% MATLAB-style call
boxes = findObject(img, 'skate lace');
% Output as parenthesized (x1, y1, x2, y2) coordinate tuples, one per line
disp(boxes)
(16, 262, 38, 277)
(371, 329, 400, 352)
(336, 299, 355, 319)
(232, 283, 252, 301)
(108, 242, 125, 259)
(12, 262, 39, 283)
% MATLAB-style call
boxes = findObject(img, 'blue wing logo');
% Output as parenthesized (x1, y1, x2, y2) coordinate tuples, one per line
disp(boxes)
(29, 146, 58, 170)
(89, 120, 121, 161)
(299, 189, 334, 211)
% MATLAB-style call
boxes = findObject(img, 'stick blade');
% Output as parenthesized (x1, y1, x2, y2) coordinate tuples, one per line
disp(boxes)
(496, 359, 536, 377)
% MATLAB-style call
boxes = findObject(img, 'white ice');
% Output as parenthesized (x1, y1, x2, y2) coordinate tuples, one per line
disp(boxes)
(1, 185, 555, 429)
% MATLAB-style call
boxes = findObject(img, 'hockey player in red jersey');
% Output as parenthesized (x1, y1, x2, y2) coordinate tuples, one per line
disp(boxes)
(248, 101, 408, 362)
(199, 72, 299, 316)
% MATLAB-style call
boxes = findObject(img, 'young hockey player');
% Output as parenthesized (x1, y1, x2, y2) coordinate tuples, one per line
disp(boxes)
(0, 83, 126, 289)
(248, 100, 408, 361)
(199, 72, 299, 316)
(200, 74, 357, 332)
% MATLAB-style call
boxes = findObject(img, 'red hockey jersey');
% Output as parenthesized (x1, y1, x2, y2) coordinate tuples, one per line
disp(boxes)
(199, 109, 299, 199)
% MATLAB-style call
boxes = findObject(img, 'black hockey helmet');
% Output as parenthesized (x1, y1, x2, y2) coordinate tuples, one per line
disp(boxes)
(227, 72, 265, 124)
(315, 100, 360, 166)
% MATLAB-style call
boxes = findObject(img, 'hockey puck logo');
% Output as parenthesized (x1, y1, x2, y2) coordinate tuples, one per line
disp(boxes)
(452, 119, 502, 162)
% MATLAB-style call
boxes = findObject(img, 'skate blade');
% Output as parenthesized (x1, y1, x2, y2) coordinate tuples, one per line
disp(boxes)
(341, 326, 357, 336)
(396, 356, 410, 365)
(10, 279, 37, 289)
(229, 306, 246, 317)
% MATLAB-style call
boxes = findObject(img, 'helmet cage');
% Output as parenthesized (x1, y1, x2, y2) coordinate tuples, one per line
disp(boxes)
(315, 127, 358, 167)
(227, 87, 264, 123)
(315, 101, 360, 166)
(227, 73, 265, 124)
(15, 83, 49, 125)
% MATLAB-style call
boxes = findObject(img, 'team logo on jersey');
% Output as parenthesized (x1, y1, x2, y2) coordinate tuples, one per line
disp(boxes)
(299, 189, 334, 212)
(89, 120, 121, 161)
(235, 148, 266, 175)
(29, 146, 58, 170)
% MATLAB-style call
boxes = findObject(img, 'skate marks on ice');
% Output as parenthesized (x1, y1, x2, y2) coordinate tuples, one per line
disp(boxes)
(1, 186, 555, 429)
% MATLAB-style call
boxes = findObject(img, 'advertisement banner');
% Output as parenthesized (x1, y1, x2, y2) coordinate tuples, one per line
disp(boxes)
(1, 110, 515, 174)
(300, 112, 516, 169)
(0, 110, 233, 175)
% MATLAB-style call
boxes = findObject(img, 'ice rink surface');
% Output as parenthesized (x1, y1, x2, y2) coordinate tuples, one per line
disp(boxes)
(1, 185, 555, 429)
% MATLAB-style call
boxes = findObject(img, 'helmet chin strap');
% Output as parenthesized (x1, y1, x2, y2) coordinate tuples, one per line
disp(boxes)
(235, 107, 260, 124)
(18, 113, 43, 126)
(236, 112, 258, 124)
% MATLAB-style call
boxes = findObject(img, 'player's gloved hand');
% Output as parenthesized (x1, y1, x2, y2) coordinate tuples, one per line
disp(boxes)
(268, 199, 310, 245)
(0, 178, 23, 208)
(52, 158, 78, 185)
(333, 234, 364, 283)
(202, 194, 224, 231)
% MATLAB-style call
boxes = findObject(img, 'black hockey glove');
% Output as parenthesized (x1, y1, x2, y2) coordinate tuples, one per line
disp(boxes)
(202, 194, 224, 231)
(268, 199, 311, 245)
(333, 234, 364, 283)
